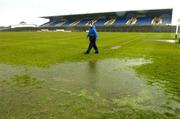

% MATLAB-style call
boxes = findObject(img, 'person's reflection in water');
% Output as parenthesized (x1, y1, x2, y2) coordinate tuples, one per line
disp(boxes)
(86, 59, 98, 93)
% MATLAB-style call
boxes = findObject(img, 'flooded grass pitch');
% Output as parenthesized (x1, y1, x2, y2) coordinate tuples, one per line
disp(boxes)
(0, 32, 180, 119)
(0, 58, 179, 119)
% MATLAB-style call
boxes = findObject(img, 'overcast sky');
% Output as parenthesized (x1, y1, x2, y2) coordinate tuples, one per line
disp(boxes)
(0, 0, 179, 26)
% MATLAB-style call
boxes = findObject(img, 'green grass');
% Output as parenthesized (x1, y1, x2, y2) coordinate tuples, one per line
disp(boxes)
(0, 32, 175, 66)
(0, 32, 179, 119)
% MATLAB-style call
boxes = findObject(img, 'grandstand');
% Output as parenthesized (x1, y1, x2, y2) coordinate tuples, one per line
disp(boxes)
(40, 9, 173, 27)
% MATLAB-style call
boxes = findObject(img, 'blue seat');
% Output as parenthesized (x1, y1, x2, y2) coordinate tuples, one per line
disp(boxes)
(94, 19, 107, 26)
(113, 18, 127, 25)
(41, 20, 58, 27)
(50, 21, 60, 26)
(136, 18, 152, 25)
(78, 19, 91, 26)
(63, 19, 75, 26)
(137, 18, 147, 25)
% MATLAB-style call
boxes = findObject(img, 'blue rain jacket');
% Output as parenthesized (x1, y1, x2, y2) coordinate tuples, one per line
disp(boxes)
(87, 25, 98, 40)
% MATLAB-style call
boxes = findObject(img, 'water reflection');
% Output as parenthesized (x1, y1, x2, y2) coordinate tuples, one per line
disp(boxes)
(87, 60, 98, 92)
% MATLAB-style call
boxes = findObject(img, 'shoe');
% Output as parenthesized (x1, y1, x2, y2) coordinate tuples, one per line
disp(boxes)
(84, 52, 89, 54)
(95, 51, 99, 54)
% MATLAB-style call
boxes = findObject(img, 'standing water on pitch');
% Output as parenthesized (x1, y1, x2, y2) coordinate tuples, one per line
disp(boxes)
(0, 58, 179, 118)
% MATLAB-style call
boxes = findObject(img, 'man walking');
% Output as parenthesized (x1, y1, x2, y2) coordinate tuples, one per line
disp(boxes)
(85, 24, 99, 54)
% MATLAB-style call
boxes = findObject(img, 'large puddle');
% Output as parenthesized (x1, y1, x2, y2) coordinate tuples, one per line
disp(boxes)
(0, 58, 179, 118)
(0, 59, 153, 98)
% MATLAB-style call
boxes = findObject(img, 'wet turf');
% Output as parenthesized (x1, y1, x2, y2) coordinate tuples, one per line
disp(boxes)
(0, 32, 179, 119)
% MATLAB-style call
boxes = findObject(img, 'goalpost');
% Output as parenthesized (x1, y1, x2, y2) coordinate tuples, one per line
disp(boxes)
(175, 19, 180, 43)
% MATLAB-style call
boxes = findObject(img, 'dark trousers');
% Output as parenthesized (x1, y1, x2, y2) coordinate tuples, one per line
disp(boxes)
(86, 37, 98, 53)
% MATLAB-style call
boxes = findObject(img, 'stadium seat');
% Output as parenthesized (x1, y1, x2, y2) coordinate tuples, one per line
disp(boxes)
(86, 18, 98, 26)
(126, 17, 137, 25)
(151, 17, 163, 25)
(113, 18, 127, 25)
(63, 19, 75, 26)
(94, 19, 107, 26)
(70, 20, 81, 26)
(40, 22, 50, 27)
(78, 19, 91, 26)
(136, 18, 152, 25)
(40, 9, 172, 27)
(41, 21, 58, 27)
(55, 21, 66, 26)
(51, 21, 60, 26)
(104, 18, 116, 25)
